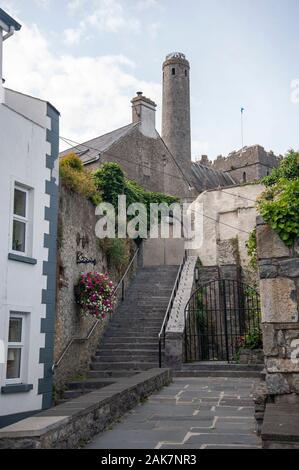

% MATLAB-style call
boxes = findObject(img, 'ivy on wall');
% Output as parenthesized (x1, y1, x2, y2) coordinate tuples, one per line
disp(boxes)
(257, 150, 299, 247)
(246, 228, 257, 270)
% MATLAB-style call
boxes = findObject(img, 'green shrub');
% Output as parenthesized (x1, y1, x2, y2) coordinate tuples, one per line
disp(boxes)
(246, 228, 258, 270)
(99, 238, 129, 269)
(257, 178, 299, 246)
(93, 162, 126, 208)
(60, 153, 101, 206)
(262, 150, 299, 186)
(244, 326, 263, 350)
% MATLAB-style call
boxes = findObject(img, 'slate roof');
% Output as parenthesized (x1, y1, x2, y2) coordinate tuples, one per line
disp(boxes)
(191, 161, 237, 192)
(60, 123, 138, 164)
(60, 120, 237, 193)
(0, 8, 22, 31)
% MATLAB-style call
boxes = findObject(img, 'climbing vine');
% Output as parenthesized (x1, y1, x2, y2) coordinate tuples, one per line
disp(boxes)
(246, 228, 258, 270)
(257, 150, 299, 247)
(257, 178, 299, 247)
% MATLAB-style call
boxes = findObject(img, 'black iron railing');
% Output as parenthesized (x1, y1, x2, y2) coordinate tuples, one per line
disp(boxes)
(52, 247, 140, 373)
(158, 252, 187, 368)
(184, 278, 261, 363)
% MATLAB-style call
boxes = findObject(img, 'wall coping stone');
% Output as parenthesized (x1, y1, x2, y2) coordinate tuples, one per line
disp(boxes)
(262, 403, 299, 446)
(166, 256, 197, 334)
(0, 368, 172, 447)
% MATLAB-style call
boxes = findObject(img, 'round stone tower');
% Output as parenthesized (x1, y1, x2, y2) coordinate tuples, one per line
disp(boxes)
(162, 52, 191, 171)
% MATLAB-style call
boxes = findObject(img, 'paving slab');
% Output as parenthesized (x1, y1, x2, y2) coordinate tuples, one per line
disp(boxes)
(86, 377, 261, 449)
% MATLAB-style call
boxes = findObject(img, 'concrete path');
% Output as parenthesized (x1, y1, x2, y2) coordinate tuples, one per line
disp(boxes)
(86, 377, 261, 449)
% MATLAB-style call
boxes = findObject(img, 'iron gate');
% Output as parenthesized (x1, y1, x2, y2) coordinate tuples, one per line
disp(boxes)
(184, 279, 261, 363)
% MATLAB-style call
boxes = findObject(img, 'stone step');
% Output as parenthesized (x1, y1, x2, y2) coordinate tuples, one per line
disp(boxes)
(110, 320, 163, 326)
(102, 336, 158, 343)
(107, 328, 161, 334)
(113, 309, 166, 321)
(122, 298, 170, 303)
(104, 332, 159, 338)
(62, 389, 93, 400)
(109, 323, 162, 329)
(98, 343, 158, 350)
(95, 350, 160, 358)
(67, 378, 115, 390)
(174, 370, 263, 378)
(55, 399, 69, 406)
(90, 361, 157, 371)
(117, 304, 167, 309)
(93, 354, 160, 363)
(88, 370, 137, 379)
(180, 362, 263, 371)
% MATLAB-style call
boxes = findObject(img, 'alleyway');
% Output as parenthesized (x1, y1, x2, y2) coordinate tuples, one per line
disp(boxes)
(86, 377, 261, 449)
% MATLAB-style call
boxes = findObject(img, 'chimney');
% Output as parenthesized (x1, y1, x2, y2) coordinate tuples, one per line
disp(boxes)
(131, 91, 157, 139)
(0, 8, 22, 103)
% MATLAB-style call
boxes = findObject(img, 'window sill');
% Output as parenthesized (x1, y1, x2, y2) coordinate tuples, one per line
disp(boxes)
(8, 253, 37, 265)
(1, 384, 33, 394)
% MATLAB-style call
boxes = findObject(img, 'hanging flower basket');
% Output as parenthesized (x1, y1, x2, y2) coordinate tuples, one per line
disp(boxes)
(74, 272, 115, 319)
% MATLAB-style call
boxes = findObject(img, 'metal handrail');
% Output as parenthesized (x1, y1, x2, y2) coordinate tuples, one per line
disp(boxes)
(52, 247, 140, 373)
(158, 251, 187, 368)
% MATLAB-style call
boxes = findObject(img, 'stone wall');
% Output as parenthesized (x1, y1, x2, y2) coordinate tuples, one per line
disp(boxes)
(0, 369, 172, 449)
(86, 125, 191, 199)
(54, 185, 136, 392)
(189, 184, 264, 285)
(203, 145, 281, 183)
(257, 217, 299, 399)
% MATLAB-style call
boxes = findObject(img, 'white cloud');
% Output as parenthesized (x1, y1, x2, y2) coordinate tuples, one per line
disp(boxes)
(67, 0, 84, 13)
(66, 0, 141, 35)
(63, 27, 82, 46)
(34, 0, 49, 7)
(3, 22, 161, 149)
(136, 0, 160, 11)
(88, 0, 141, 34)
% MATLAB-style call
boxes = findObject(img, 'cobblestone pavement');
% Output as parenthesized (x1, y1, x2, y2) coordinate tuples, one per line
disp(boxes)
(86, 377, 261, 449)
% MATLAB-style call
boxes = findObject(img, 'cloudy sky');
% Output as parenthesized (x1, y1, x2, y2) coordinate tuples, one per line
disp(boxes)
(2, 0, 299, 159)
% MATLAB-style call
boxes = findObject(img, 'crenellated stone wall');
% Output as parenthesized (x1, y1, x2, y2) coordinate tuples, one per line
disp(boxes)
(199, 145, 281, 183)
(257, 216, 299, 399)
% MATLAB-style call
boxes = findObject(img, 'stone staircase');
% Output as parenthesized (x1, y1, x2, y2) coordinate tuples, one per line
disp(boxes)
(175, 362, 264, 379)
(56, 265, 179, 404)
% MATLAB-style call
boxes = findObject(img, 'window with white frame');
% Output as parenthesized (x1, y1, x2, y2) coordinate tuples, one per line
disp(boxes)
(12, 186, 29, 254)
(6, 313, 26, 384)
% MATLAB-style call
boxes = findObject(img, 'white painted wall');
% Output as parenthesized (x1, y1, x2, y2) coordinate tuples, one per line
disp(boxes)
(189, 184, 264, 267)
(0, 28, 3, 104)
(0, 91, 50, 417)
(139, 102, 157, 139)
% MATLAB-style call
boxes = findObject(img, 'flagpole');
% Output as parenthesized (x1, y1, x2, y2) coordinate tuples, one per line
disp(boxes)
(241, 107, 244, 152)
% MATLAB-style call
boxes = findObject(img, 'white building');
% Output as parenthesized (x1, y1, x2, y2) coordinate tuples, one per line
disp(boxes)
(0, 9, 59, 427)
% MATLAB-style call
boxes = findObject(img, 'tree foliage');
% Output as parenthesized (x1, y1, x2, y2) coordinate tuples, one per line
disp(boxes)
(257, 150, 299, 247)
(261, 149, 299, 186)
(257, 178, 299, 246)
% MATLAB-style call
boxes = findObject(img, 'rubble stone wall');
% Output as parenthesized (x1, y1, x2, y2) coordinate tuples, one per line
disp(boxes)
(257, 216, 299, 399)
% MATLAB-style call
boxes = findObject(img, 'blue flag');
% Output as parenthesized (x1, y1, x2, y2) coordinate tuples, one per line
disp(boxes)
(241, 107, 245, 114)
